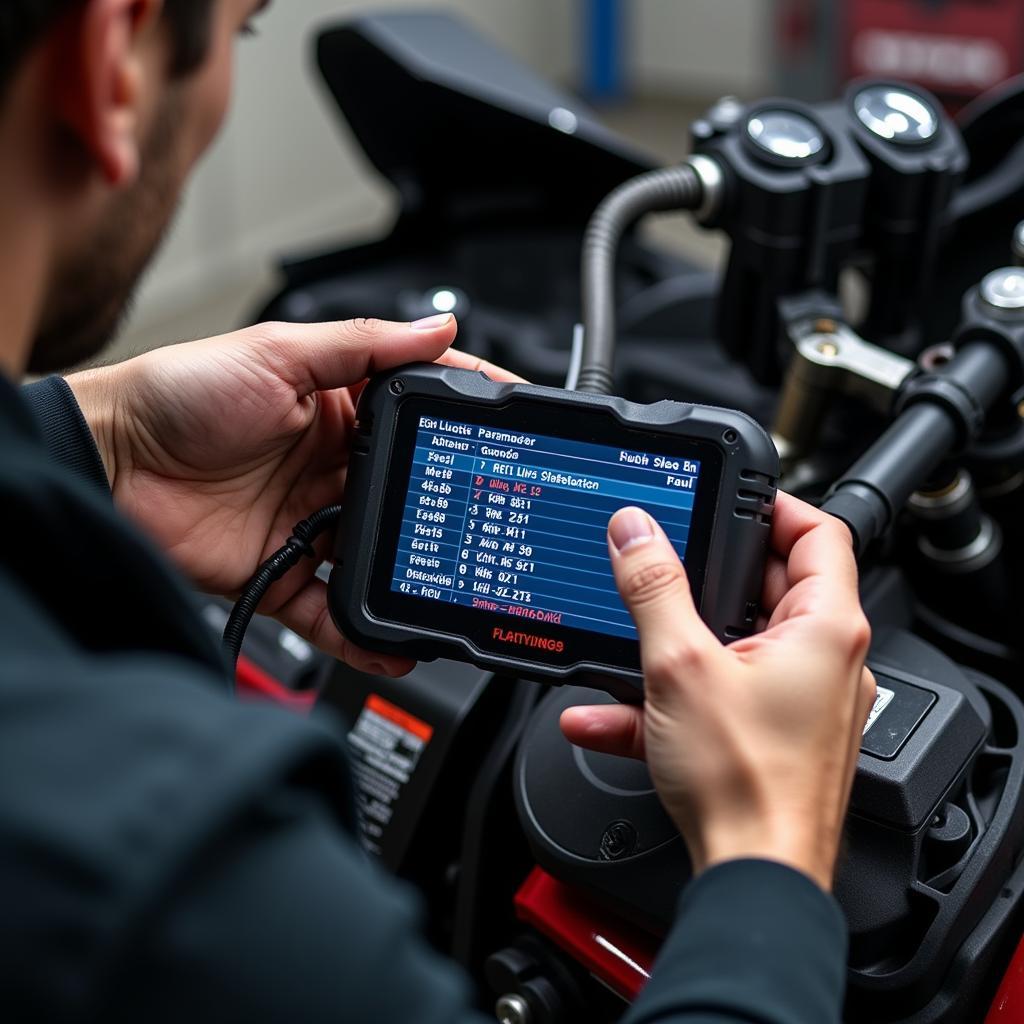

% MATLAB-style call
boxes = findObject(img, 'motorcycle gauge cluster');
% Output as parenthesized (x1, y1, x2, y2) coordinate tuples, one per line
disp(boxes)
(691, 80, 967, 379)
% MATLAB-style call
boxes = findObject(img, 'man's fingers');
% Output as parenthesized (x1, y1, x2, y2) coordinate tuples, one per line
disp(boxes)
(608, 507, 721, 685)
(760, 553, 789, 615)
(274, 577, 415, 677)
(759, 492, 862, 627)
(757, 497, 872, 668)
(256, 315, 460, 396)
(771, 492, 857, 588)
(435, 348, 527, 384)
(769, 492, 838, 560)
(560, 704, 646, 760)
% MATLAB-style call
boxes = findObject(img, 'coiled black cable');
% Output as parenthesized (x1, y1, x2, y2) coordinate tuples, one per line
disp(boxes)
(577, 164, 705, 395)
(222, 503, 343, 674)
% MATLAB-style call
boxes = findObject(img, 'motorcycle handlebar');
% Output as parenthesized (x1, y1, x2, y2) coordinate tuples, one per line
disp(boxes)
(822, 342, 1009, 558)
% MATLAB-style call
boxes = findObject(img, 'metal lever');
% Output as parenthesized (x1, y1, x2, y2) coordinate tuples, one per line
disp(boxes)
(773, 318, 917, 462)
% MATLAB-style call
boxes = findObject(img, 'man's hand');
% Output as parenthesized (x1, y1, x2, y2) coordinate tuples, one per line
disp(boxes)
(560, 493, 875, 892)
(68, 315, 521, 675)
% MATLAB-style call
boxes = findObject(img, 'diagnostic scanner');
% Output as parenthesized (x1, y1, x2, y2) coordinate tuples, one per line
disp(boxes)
(327, 363, 778, 699)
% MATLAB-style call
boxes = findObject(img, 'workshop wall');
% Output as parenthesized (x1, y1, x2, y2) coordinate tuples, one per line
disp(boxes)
(632, 0, 772, 98)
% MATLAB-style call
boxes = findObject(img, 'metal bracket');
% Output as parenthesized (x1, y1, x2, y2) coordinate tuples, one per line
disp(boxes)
(773, 317, 917, 462)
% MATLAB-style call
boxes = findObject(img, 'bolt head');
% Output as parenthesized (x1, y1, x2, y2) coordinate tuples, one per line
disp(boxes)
(918, 342, 954, 372)
(980, 268, 1024, 312)
(599, 820, 639, 861)
(706, 95, 744, 131)
(495, 993, 530, 1024)
(548, 106, 578, 135)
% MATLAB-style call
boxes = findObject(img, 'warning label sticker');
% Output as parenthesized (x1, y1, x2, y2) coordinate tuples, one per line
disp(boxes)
(346, 694, 434, 856)
(863, 685, 895, 736)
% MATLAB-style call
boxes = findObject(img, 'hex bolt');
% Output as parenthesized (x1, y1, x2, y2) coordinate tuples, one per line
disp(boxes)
(495, 993, 531, 1024)
(706, 94, 745, 130)
(980, 268, 1024, 313)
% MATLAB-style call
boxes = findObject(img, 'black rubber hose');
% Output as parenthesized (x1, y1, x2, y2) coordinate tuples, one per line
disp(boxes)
(577, 164, 705, 395)
(222, 503, 343, 675)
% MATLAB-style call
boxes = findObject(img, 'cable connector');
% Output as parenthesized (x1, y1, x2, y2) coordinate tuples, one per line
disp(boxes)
(222, 503, 343, 675)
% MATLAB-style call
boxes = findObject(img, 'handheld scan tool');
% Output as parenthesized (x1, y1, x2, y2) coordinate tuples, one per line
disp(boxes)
(327, 364, 778, 699)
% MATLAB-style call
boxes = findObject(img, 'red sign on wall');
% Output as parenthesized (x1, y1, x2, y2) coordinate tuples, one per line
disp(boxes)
(845, 0, 1024, 101)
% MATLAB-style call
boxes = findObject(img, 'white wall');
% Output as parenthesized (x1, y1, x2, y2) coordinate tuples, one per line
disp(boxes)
(630, 0, 773, 99)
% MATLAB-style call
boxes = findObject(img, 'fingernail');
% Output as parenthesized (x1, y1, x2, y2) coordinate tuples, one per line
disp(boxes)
(366, 662, 388, 677)
(609, 507, 654, 553)
(411, 313, 454, 331)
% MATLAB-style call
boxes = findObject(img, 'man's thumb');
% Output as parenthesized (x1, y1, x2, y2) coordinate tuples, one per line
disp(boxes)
(608, 507, 718, 671)
(257, 314, 458, 396)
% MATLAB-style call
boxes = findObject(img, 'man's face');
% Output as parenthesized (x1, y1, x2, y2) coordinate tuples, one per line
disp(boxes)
(30, 0, 264, 373)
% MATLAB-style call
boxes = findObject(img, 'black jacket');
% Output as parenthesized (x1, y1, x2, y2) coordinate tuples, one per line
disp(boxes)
(0, 374, 848, 1022)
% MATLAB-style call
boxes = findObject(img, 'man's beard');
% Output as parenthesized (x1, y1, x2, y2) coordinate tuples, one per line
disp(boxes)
(28, 100, 183, 374)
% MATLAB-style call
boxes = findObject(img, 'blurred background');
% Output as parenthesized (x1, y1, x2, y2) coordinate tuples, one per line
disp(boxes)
(107, 0, 1024, 362)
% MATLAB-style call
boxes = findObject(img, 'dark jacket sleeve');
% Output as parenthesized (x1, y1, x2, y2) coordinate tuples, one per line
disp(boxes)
(622, 859, 848, 1024)
(102, 776, 494, 1024)
(104, 805, 846, 1023)
(21, 376, 110, 496)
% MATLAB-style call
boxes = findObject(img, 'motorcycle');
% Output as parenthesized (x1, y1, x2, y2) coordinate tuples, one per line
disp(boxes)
(241, 11, 1024, 1023)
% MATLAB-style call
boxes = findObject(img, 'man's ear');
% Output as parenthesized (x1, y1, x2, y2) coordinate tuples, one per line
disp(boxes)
(52, 0, 165, 187)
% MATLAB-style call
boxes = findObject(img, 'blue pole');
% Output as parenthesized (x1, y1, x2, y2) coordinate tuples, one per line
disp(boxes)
(587, 0, 625, 102)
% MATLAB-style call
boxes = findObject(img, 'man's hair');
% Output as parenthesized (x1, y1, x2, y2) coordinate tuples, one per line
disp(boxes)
(0, 0, 215, 94)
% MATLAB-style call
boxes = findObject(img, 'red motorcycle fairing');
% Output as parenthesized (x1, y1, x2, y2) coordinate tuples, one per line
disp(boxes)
(235, 654, 316, 714)
(986, 934, 1024, 1023)
(514, 867, 658, 1002)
